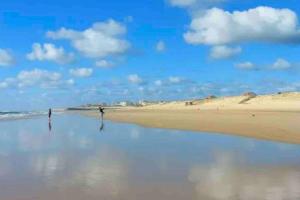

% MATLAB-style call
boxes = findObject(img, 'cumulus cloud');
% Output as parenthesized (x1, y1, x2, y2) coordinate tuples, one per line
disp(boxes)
(27, 43, 74, 64)
(17, 69, 62, 88)
(156, 40, 166, 52)
(184, 7, 300, 46)
(169, 0, 197, 7)
(69, 68, 93, 77)
(272, 58, 292, 70)
(128, 74, 143, 84)
(236, 59, 296, 71)
(169, 76, 184, 84)
(235, 62, 255, 70)
(0, 68, 74, 89)
(0, 49, 14, 67)
(96, 60, 115, 68)
(210, 45, 241, 59)
(168, 0, 225, 8)
(47, 19, 130, 58)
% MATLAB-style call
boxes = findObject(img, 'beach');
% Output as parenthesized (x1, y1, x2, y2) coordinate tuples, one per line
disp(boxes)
(1, 114, 300, 200)
(84, 92, 300, 144)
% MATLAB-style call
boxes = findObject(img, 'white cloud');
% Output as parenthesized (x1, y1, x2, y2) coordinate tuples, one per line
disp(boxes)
(66, 79, 75, 85)
(272, 58, 291, 70)
(0, 68, 73, 89)
(210, 45, 241, 59)
(168, 0, 225, 8)
(236, 59, 294, 71)
(169, 76, 184, 84)
(156, 40, 166, 52)
(128, 74, 143, 84)
(154, 80, 163, 86)
(169, 0, 196, 7)
(0, 81, 9, 89)
(235, 62, 255, 70)
(184, 7, 300, 46)
(0, 49, 14, 67)
(47, 19, 130, 58)
(95, 60, 115, 68)
(69, 68, 93, 77)
(27, 43, 74, 64)
(17, 69, 62, 88)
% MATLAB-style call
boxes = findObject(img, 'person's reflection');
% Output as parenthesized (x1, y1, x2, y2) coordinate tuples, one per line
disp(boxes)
(99, 120, 104, 132)
(48, 121, 52, 132)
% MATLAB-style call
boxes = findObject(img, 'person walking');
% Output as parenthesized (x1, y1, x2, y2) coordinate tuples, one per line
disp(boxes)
(99, 106, 105, 120)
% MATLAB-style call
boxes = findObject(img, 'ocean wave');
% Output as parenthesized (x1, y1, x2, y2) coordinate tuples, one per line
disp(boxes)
(0, 111, 48, 121)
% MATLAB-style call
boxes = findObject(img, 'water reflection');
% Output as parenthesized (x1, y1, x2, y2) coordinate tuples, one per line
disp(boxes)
(99, 120, 104, 132)
(189, 152, 300, 200)
(70, 149, 129, 198)
(32, 154, 63, 179)
(30, 147, 129, 199)
(48, 121, 52, 132)
(0, 115, 300, 200)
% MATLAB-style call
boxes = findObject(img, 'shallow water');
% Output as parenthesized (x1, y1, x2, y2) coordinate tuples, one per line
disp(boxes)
(0, 111, 47, 120)
(0, 114, 300, 200)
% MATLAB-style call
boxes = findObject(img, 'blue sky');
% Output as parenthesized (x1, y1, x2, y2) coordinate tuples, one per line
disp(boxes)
(0, 0, 300, 110)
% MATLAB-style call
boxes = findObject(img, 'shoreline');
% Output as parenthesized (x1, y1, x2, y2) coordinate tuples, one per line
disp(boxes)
(82, 108, 300, 144)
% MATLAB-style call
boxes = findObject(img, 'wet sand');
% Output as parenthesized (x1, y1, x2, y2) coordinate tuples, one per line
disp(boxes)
(85, 109, 300, 144)
(1, 114, 300, 200)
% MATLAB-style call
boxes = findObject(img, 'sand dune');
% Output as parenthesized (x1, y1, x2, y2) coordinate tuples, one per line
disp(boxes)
(141, 92, 300, 111)
(83, 92, 300, 144)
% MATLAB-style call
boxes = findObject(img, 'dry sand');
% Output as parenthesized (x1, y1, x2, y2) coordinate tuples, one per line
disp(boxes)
(83, 92, 300, 144)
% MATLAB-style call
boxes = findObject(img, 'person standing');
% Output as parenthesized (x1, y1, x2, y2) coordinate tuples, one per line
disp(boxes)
(48, 108, 52, 121)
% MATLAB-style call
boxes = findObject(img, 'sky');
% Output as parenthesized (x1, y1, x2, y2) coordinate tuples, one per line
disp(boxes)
(0, 0, 300, 110)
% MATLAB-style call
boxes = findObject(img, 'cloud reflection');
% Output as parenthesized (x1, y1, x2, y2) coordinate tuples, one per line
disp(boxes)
(29, 146, 129, 198)
(32, 154, 63, 179)
(188, 152, 300, 200)
(130, 127, 140, 140)
(68, 148, 129, 198)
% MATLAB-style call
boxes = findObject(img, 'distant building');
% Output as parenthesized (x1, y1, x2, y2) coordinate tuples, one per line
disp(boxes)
(115, 101, 135, 107)
(138, 100, 149, 106)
